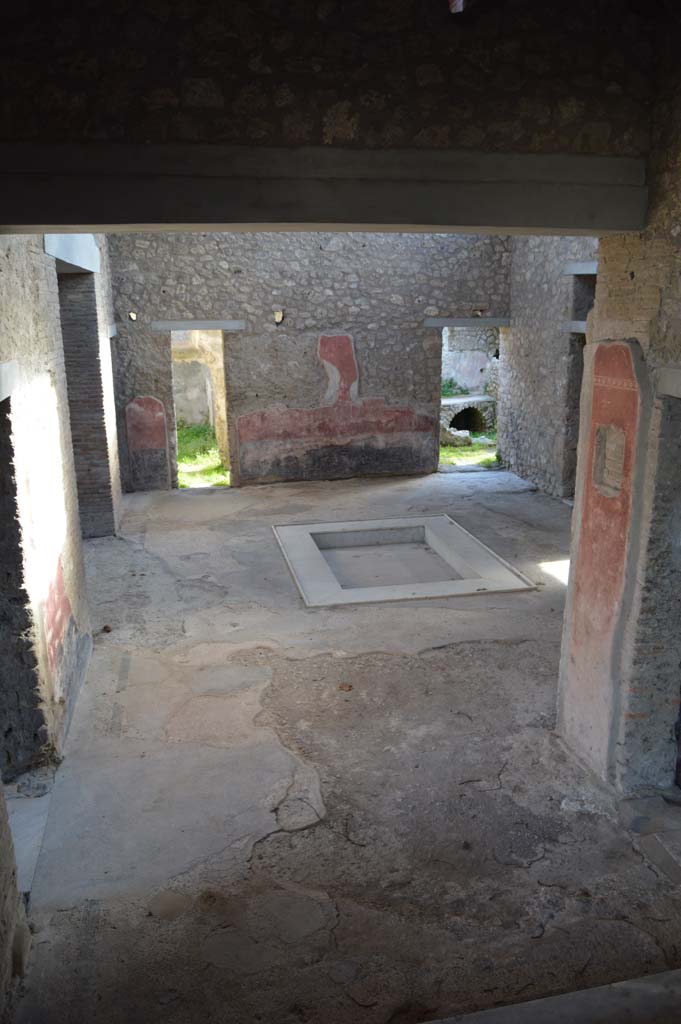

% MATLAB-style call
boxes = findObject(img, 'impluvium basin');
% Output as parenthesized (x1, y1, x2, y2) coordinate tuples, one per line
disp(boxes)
(273, 515, 535, 607)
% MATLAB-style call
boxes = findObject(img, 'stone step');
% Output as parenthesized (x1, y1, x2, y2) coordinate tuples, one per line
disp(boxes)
(432, 970, 681, 1024)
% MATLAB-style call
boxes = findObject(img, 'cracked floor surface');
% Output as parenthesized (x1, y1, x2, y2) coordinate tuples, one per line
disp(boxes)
(16, 472, 681, 1023)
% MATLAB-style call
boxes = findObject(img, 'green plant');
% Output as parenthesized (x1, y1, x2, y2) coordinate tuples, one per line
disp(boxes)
(441, 377, 470, 398)
(176, 423, 230, 488)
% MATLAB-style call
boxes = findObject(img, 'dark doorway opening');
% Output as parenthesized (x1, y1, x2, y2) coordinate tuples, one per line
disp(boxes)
(572, 274, 597, 321)
(562, 335, 586, 496)
(0, 397, 45, 780)
(451, 406, 486, 433)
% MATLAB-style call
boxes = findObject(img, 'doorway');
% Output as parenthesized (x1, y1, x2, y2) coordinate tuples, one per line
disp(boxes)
(170, 330, 230, 488)
(562, 334, 586, 496)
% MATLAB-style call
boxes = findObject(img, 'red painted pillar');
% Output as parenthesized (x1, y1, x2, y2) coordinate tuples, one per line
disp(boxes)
(557, 338, 671, 791)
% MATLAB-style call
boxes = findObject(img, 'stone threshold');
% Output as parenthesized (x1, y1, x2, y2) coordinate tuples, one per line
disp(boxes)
(433, 969, 681, 1023)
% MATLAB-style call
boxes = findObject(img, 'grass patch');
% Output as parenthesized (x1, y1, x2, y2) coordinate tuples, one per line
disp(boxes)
(176, 423, 230, 488)
(440, 430, 499, 469)
(441, 376, 470, 398)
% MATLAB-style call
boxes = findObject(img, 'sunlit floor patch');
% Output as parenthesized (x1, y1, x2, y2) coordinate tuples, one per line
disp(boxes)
(539, 558, 570, 585)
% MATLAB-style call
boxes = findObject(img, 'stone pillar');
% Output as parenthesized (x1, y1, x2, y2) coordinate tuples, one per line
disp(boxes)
(558, 229, 681, 793)
(58, 273, 117, 537)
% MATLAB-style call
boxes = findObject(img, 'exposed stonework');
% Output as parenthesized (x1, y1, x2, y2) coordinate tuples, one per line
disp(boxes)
(0, 2, 653, 157)
(108, 231, 510, 487)
(0, 789, 18, 1024)
(0, 398, 45, 781)
(627, 397, 681, 788)
(498, 236, 598, 498)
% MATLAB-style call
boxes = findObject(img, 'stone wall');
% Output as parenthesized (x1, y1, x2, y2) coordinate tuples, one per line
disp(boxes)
(441, 325, 498, 392)
(0, 236, 92, 769)
(0, 2, 653, 158)
(108, 231, 510, 487)
(628, 396, 681, 788)
(498, 236, 598, 497)
(0, 399, 44, 781)
(0, 789, 18, 1023)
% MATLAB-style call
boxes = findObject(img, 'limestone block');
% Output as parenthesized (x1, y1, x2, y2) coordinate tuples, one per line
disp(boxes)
(440, 426, 472, 446)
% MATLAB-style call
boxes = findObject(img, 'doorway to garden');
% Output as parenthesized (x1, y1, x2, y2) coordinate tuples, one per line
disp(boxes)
(438, 324, 499, 472)
(170, 330, 230, 489)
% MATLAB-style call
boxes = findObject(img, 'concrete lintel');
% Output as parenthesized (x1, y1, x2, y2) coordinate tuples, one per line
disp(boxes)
(0, 361, 19, 402)
(44, 233, 100, 273)
(0, 145, 647, 235)
(655, 367, 681, 399)
(150, 320, 246, 332)
(426, 317, 510, 328)
(441, 393, 494, 406)
(108, 324, 118, 339)
(564, 320, 588, 333)
(564, 260, 598, 276)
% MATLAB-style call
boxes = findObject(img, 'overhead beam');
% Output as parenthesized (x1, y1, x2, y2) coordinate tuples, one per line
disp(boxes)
(563, 260, 598, 275)
(425, 316, 510, 328)
(0, 144, 648, 236)
(150, 320, 246, 332)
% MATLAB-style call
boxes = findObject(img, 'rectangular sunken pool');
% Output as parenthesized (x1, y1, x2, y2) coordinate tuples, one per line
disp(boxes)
(313, 525, 461, 589)
(273, 515, 534, 607)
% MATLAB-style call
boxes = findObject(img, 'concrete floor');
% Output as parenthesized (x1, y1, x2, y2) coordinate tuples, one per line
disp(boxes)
(16, 472, 681, 1023)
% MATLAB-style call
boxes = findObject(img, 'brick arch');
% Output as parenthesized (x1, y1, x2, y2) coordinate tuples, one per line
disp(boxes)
(450, 405, 486, 433)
